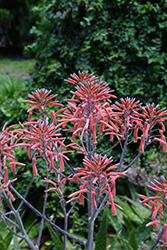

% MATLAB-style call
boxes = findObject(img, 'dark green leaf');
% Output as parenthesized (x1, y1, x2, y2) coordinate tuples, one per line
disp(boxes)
(95, 208, 108, 250)
(13, 235, 21, 250)
(46, 223, 63, 250)
(129, 228, 138, 250)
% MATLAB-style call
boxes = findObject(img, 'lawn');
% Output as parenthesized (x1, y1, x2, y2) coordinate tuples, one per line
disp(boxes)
(0, 56, 35, 99)
(0, 56, 35, 79)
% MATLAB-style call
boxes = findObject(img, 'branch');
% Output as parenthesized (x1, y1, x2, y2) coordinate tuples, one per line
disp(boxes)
(1, 215, 25, 239)
(3, 215, 20, 229)
(67, 199, 78, 217)
(102, 141, 119, 155)
(9, 184, 86, 246)
(94, 192, 109, 221)
(122, 135, 150, 172)
(149, 227, 164, 250)
(60, 196, 68, 250)
(2, 190, 38, 250)
(122, 152, 142, 172)
(17, 174, 34, 211)
(117, 129, 129, 172)
(51, 140, 75, 174)
(36, 168, 48, 247)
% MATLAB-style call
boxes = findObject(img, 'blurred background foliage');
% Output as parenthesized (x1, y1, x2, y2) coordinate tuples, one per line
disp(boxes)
(0, 0, 167, 248)
(24, 0, 167, 107)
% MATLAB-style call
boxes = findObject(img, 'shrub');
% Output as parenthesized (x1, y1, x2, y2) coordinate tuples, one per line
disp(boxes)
(26, 0, 167, 106)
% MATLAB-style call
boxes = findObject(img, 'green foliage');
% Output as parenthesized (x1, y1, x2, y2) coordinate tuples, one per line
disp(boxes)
(0, 76, 23, 99)
(15, 218, 46, 249)
(0, 92, 27, 127)
(0, 8, 13, 25)
(0, 57, 35, 128)
(0, 222, 13, 250)
(107, 194, 154, 249)
(95, 208, 108, 250)
(13, 236, 21, 250)
(26, 0, 167, 106)
(46, 223, 63, 250)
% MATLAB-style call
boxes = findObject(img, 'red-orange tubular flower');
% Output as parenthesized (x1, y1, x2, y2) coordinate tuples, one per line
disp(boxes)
(23, 88, 63, 117)
(58, 71, 117, 142)
(112, 97, 142, 127)
(42, 177, 67, 197)
(0, 176, 17, 201)
(19, 119, 71, 173)
(138, 104, 167, 152)
(138, 104, 167, 136)
(105, 100, 167, 153)
(102, 97, 143, 140)
(68, 153, 127, 215)
(138, 176, 167, 248)
(0, 126, 21, 200)
(0, 124, 25, 174)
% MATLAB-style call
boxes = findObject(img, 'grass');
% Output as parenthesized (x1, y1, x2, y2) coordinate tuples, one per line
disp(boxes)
(0, 56, 35, 100)
(0, 56, 35, 79)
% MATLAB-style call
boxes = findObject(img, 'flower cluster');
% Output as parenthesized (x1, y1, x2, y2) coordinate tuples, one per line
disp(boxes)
(16, 118, 72, 175)
(102, 99, 167, 153)
(44, 153, 127, 215)
(138, 176, 167, 248)
(68, 154, 127, 215)
(0, 123, 25, 200)
(102, 97, 142, 142)
(139, 104, 167, 153)
(23, 88, 63, 119)
(16, 89, 73, 175)
(58, 71, 117, 143)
